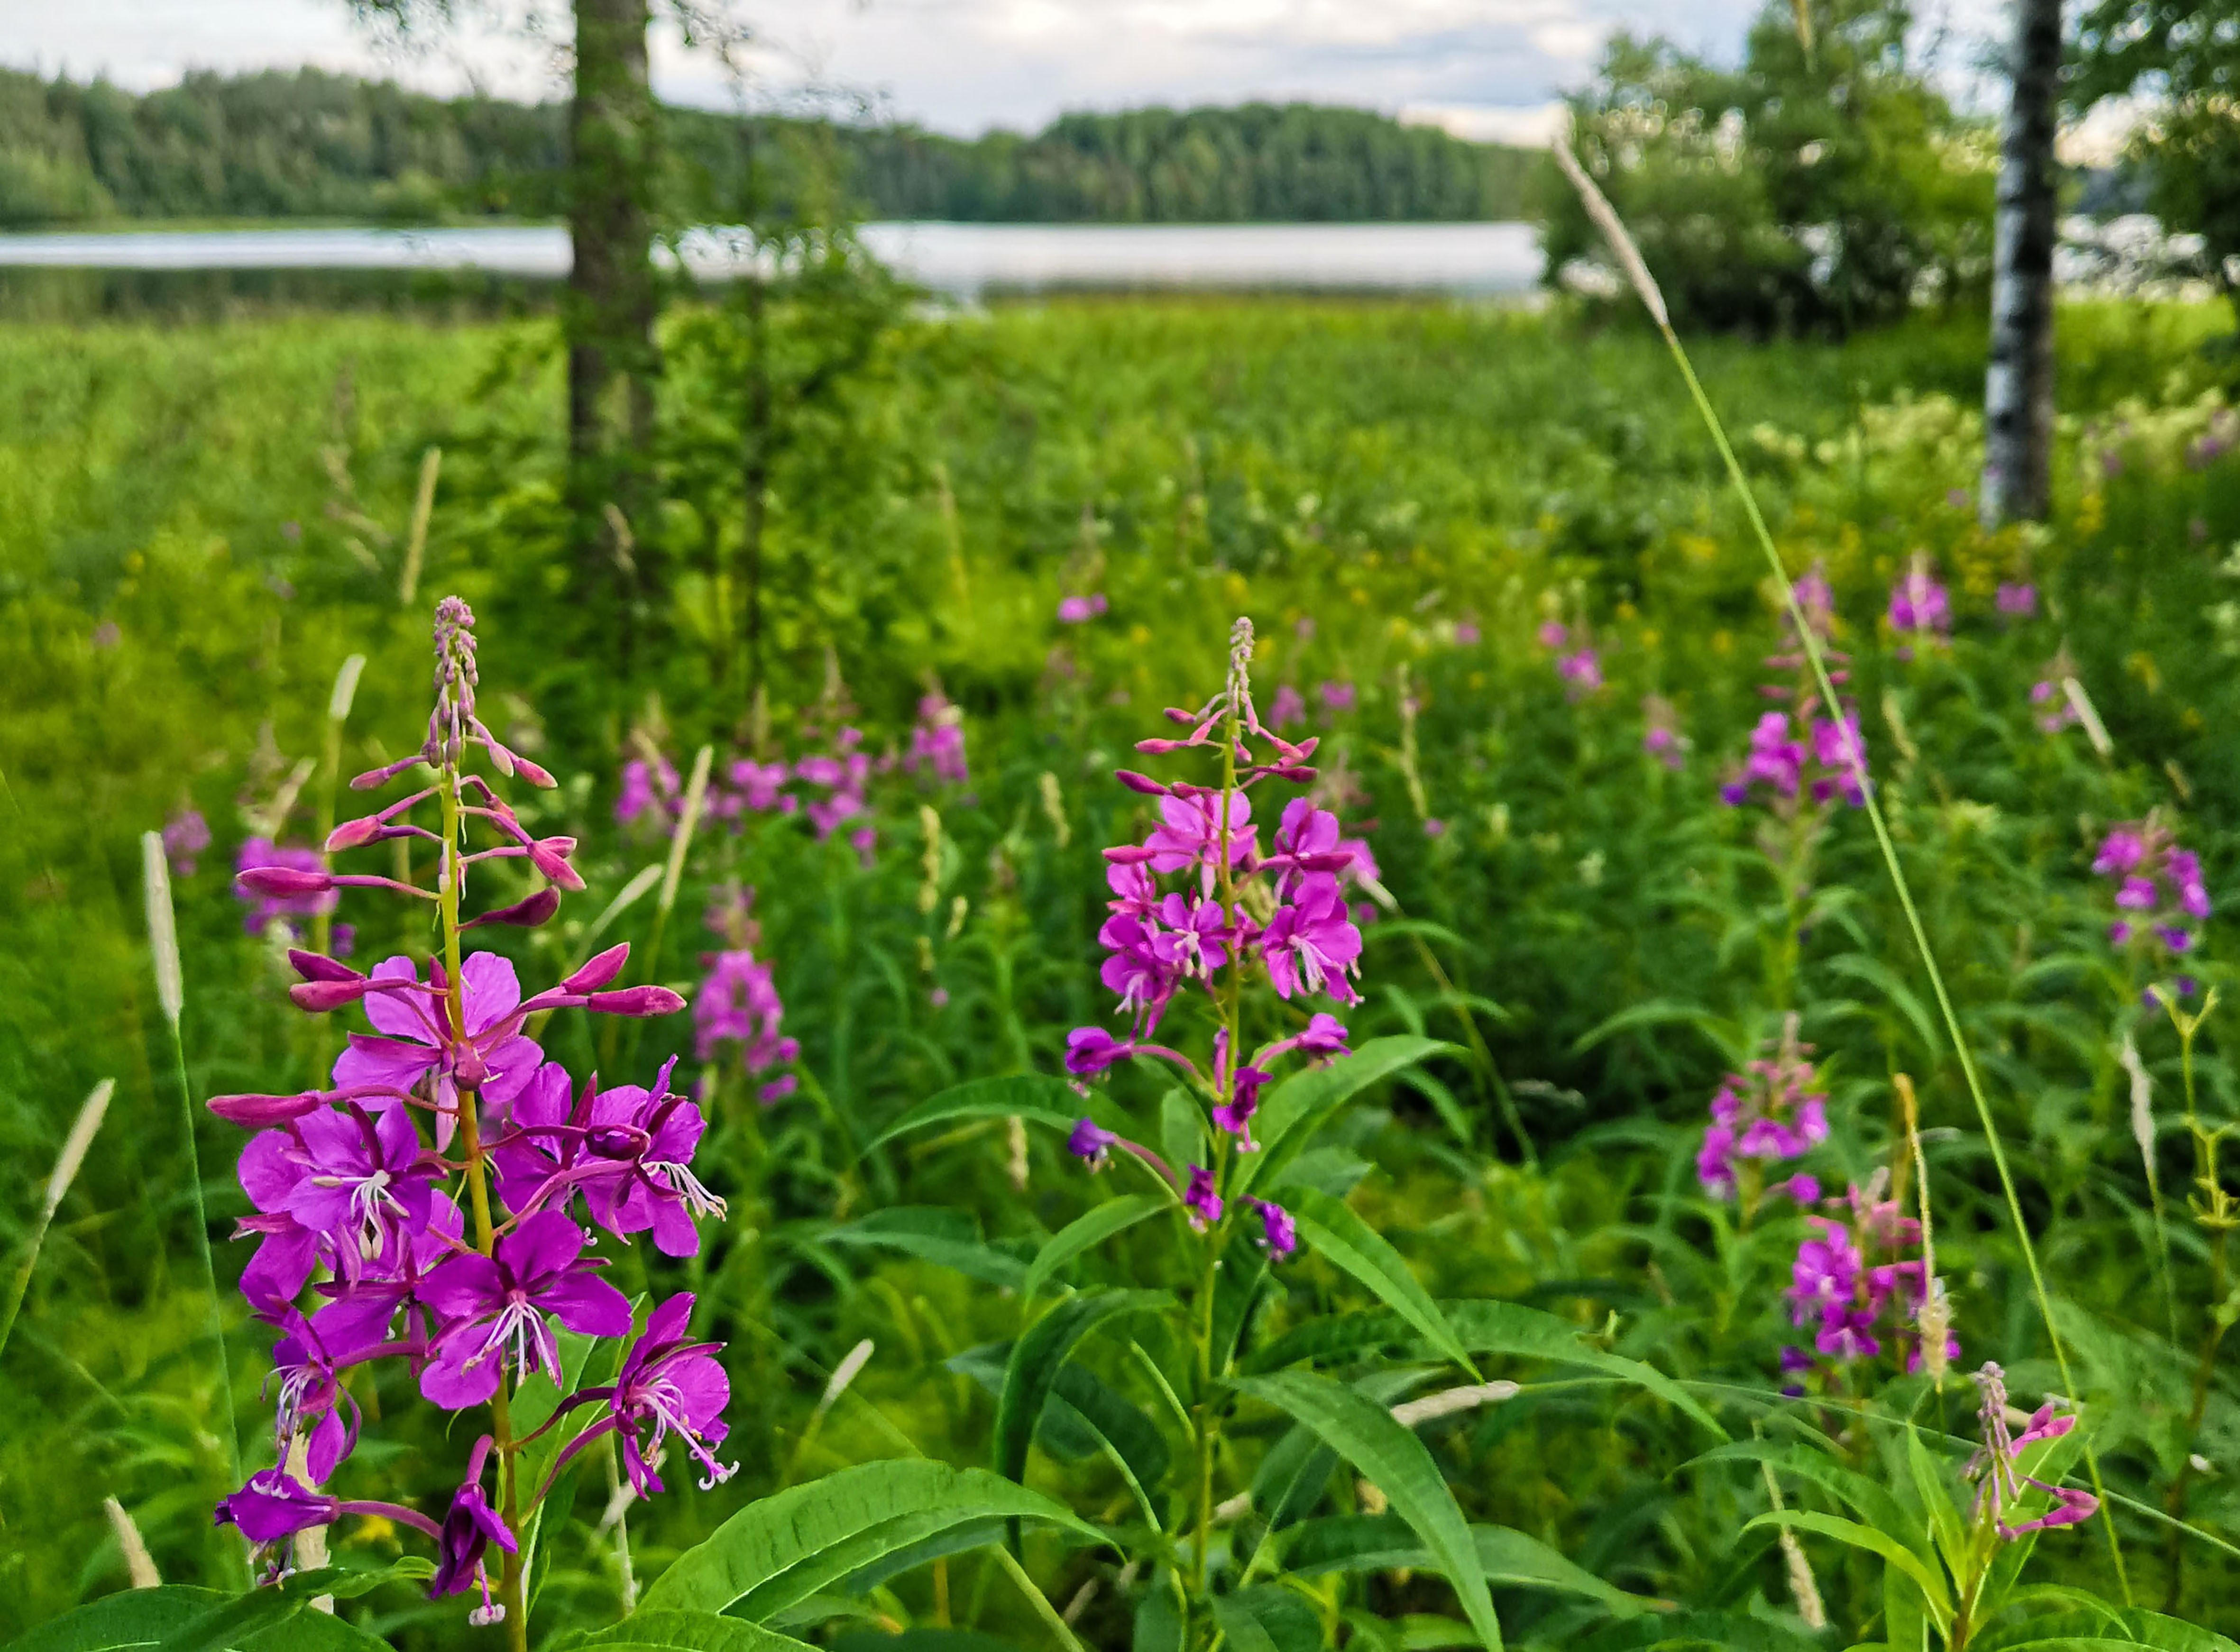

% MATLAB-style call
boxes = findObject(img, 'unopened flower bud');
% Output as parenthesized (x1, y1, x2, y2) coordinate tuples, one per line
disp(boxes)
(325, 816, 386, 852)
(1134, 738, 1191, 754)
(237, 866, 334, 897)
(289, 979, 369, 1012)
(463, 888, 562, 930)
(208, 1090, 328, 1127)
(527, 837, 587, 892)
(1113, 770, 1171, 796)
(588, 985, 687, 1017)
(562, 943, 631, 993)
(512, 754, 556, 788)
(288, 949, 362, 984)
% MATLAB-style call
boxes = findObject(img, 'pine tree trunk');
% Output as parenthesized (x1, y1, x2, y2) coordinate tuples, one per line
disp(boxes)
(567, 0, 660, 640)
(1980, 0, 2062, 526)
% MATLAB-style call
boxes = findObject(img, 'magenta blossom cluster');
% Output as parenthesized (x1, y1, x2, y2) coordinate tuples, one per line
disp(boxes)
(1696, 1016, 1826, 1209)
(1641, 696, 1687, 770)
(1966, 1362, 2097, 1539)
(1887, 557, 1951, 659)
(2030, 648, 2082, 736)
(696, 885, 796, 1099)
(213, 599, 728, 1629)
(1058, 593, 1109, 624)
(1782, 1179, 1955, 1381)
(164, 807, 212, 876)
(622, 702, 970, 867)
(1538, 621, 1602, 695)
(1996, 582, 2038, 620)
(1062, 619, 1380, 1263)
(1721, 566, 1867, 812)
(2096, 817, 2210, 959)
(1719, 711, 1867, 810)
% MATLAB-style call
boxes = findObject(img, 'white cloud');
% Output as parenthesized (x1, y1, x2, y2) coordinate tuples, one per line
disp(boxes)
(1403, 101, 1570, 146)
(5, 0, 1991, 135)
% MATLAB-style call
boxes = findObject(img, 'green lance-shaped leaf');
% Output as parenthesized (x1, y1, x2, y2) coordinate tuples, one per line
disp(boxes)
(1285, 1515, 1655, 1616)
(640, 1460, 1104, 1620)
(823, 1207, 1028, 1289)
(1286, 1187, 1480, 1380)
(1237, 1038, 1452, 1200)
(864, 1076, 1118, 1155)
(4, 1587, 216, 1652)
(1741, 1511, 1950, 1636)
(1022, 1194, 1171, 1300)
(998, 1289, 1174, 1486)
(1689, 1441, 1919, 1549)
(1211, 1586, 1324, 1652)
(1974, 1607, 2240, 1652)
(1245, 1299, 1724, 1441)
(569, 1610, 822, 1651)
(1230, 1369, 1503, 1652)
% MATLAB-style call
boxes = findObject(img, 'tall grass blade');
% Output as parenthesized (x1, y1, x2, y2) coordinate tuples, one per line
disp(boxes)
(1553, 138, 2131, 1599)
(0, 1078, 113, 1364)
(141, 831, 245, 1505)
(398, 446, 441, 607)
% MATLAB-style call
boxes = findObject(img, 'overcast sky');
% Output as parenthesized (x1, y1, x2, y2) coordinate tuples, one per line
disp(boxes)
(9, 0, 1999, 138)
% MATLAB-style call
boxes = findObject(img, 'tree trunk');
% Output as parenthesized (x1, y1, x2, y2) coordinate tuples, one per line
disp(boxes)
(1981, 0, 2062, 526)
(567, 0, 661, 641)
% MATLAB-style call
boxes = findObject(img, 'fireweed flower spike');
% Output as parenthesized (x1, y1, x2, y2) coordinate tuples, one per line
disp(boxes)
(1061, 616, 1382, 1597)
(1966, 1363, 2098, 1539)
(214, 599, 721, 1641)
(1696, 1015, 1827, 1213)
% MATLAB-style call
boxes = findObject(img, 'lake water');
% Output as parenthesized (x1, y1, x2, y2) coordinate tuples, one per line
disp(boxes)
(0, 221, 1545, 299)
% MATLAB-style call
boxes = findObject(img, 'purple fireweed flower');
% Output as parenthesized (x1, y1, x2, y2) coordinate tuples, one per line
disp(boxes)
(216, 1467, 342, 1545)
(1261, 876, 1364, 1004)
(1556, 647, 1602, 694)
(1145, 792, 1256, 886)
(1536, 621, 1568, 649)
(234, 838, 337, 935)
(692, 949, 797, 1077)
(331, 953, 545, 1148)
(617, 757, 679, 827)
(1641, 696, 1686, 769)
(1210, 1028, 1268, 1148)
(908, 694, 970, 786)
(1270, 684, 1307, 729)
(419, 1211, 633, 1408)
(1293, 1013, 1350, 1058)
(1698, 1017, 1830, 1203)
(2094, 816, 2210, 962)
(1057, 593, 1108, 623)
(1249, 1197, 1297, 1259)
(163, 808, 212, 876)
(1065, 1027, 1135, 1077)
(430, 1436, 519, 1624)
(1184, 1165, 1223, 1230)
(1783, 1178, 1949, 1383)
(237, 1100, 438, 1290)
(1887, 558, 1951, 651)
(1069, 1117, 1118, 1169)
(1996, 582, 2038, 619)
(492, 1060, 725, 1258)
(1318, 680, 1356, 714)
(1454, 620, 1481, 645)
(1966, 1364, 2098, 1539)
(564, 1293, 734, 1497)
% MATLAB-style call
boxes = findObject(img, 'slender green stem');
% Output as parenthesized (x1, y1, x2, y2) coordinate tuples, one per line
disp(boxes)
(441, 776, 528, 1649)
(169, 1023, 248, 1582)
(1656, 328, 2130, 1602)
(994, 1541, 1092, 1652)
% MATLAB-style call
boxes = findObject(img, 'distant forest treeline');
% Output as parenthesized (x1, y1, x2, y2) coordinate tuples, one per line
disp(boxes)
(0, 67, 1543, 227)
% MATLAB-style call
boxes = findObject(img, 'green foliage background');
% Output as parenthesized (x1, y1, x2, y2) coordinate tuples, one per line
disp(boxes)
(3, 291, 2240, 1646)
